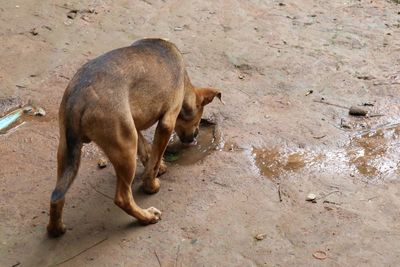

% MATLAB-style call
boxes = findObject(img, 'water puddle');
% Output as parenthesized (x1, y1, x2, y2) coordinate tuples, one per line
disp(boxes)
(251, 147, 315, 179)
(164, 119, 222, 165)
(250, 123, 400, 181)
(0, 105, 45, 135)
(346, 124, 400, 178)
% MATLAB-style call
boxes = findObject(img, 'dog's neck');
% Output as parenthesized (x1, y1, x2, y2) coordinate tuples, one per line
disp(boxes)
(180, 71, 198, 119)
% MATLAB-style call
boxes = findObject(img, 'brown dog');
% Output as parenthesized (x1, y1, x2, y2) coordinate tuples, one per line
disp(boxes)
(47, 38, 221, 237)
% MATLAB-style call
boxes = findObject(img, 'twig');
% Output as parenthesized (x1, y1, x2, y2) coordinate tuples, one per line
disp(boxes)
(367, 114, 385, 118)
(313, 100, 348, 109)
(213, 181, 229, 187)
(357, 122, 399, 135)
(373, 82, 400, 86)
(313, 135, 326, 139)
(50, 237, 108, 266)
(175, 244, 181, 267)
(330, 123, 351, 132)
(317, 190, 340, 200)
(58, 74, 71, 80)
(277, 184, 282, 202)
(54, 4, 75, 11)
(323, 200, 341, 205)
(154, 250, 162, 267)
(89, 183, 113, 200)
(233, 87, 251, 98)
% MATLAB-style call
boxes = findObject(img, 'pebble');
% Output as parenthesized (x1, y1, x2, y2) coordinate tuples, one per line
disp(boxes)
(34, 107, 46, 116)
(349, 106, 368, 116)
(255, 233, 266, 241)
(306, 193, 317, 202)
(97, 158, 107, 169)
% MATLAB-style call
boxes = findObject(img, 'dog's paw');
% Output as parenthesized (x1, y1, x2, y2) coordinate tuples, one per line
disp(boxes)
(143, 178, 160, 194)
(157, 161, 167, 177)
(140, 207, 162, 224)
(47, 223, 67, 238)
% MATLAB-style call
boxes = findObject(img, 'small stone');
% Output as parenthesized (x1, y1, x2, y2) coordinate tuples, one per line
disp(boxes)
(34, 107, 46, 116)
(306, 193, 317, 202)
(67, 10, 78, 19)
(168, 188, 173, 191)
(29, 28, 38, 36)
(23, 106, 33, 113)
(97, 158, 107, 169)
(255, 233, 266, 241)
(238, 73, 245, 79)
(349, 106, 368, 116)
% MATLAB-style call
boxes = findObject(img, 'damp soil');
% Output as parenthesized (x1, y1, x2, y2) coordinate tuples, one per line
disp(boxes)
(1, 1, 400, 266)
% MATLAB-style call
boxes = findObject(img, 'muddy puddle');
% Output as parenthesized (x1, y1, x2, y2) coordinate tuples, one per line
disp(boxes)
(164, 119, 222, 165)
(250, 123, 400, 181)
(347, 124, 400, 178)
(251, 147, 317, 179)
(0, 106, 45, 135)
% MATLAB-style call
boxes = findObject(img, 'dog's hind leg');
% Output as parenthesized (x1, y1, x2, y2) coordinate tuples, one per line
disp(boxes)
(95, 120, 161, 224)
(137, 131, 167, 176)
(47, 131, 82, 237)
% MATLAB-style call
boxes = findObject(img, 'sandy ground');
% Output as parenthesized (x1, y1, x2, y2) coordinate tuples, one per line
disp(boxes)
(1, 0, 400, 266)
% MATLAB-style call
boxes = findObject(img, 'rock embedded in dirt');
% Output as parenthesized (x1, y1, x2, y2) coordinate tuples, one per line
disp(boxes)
(349, 106, 368, 116)
(29, 28, 38, 36)
(34, 107, 46, 116)
(306, 193, 317, 202)
(255, 233, 266, 241)
(97, 158, 107, 169)
(67, 10, 78, 19)
(305, 89, 313, 96)
(23, 106, 33, 113)
(312, 250, 327, 260)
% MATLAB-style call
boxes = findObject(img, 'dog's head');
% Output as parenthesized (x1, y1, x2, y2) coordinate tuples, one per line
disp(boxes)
(175, 88, 222, 145)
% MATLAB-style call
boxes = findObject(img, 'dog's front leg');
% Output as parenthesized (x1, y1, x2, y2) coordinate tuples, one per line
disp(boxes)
(142, 115, 175, 194)
(138, 131, 167, 176)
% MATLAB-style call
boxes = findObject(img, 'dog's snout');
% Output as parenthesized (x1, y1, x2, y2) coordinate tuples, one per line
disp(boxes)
(194, 128, 199, 138)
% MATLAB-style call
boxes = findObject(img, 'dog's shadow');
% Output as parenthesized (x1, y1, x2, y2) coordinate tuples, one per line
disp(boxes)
(27, 164, 163, 267)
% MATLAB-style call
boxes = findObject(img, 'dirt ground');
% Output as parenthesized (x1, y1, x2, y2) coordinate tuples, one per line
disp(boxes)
(1, 0, 400, 266)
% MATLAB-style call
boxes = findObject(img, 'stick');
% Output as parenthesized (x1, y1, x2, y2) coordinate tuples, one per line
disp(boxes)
(373, 82, 400, 86)
(357, 122, 399, 135)
(323, 200, 341, 205)
(89, 183, 113, 200)
(154, 250, 162, 267)
(317, 190, 340, 200)
(278, 184, 282, 202)
(367, 114, 385, 118)
(54, 4, 75, 10)
(233, 87, 251, 97)
(313, 100, 348, 109)
(175, 244, 181, 267)
(50, 237, 108, 266)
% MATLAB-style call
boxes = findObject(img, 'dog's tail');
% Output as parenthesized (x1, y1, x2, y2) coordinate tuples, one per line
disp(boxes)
(50, 101, 83, 203)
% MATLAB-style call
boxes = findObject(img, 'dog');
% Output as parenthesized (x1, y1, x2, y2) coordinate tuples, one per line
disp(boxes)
(47, 38, 222, 237)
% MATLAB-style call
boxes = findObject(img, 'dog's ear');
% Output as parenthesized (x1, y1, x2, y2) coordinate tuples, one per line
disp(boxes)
(196, 88, 223, 106)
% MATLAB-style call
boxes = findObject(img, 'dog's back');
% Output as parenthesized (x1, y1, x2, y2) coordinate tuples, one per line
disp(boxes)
(60, 38, 185, 141)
